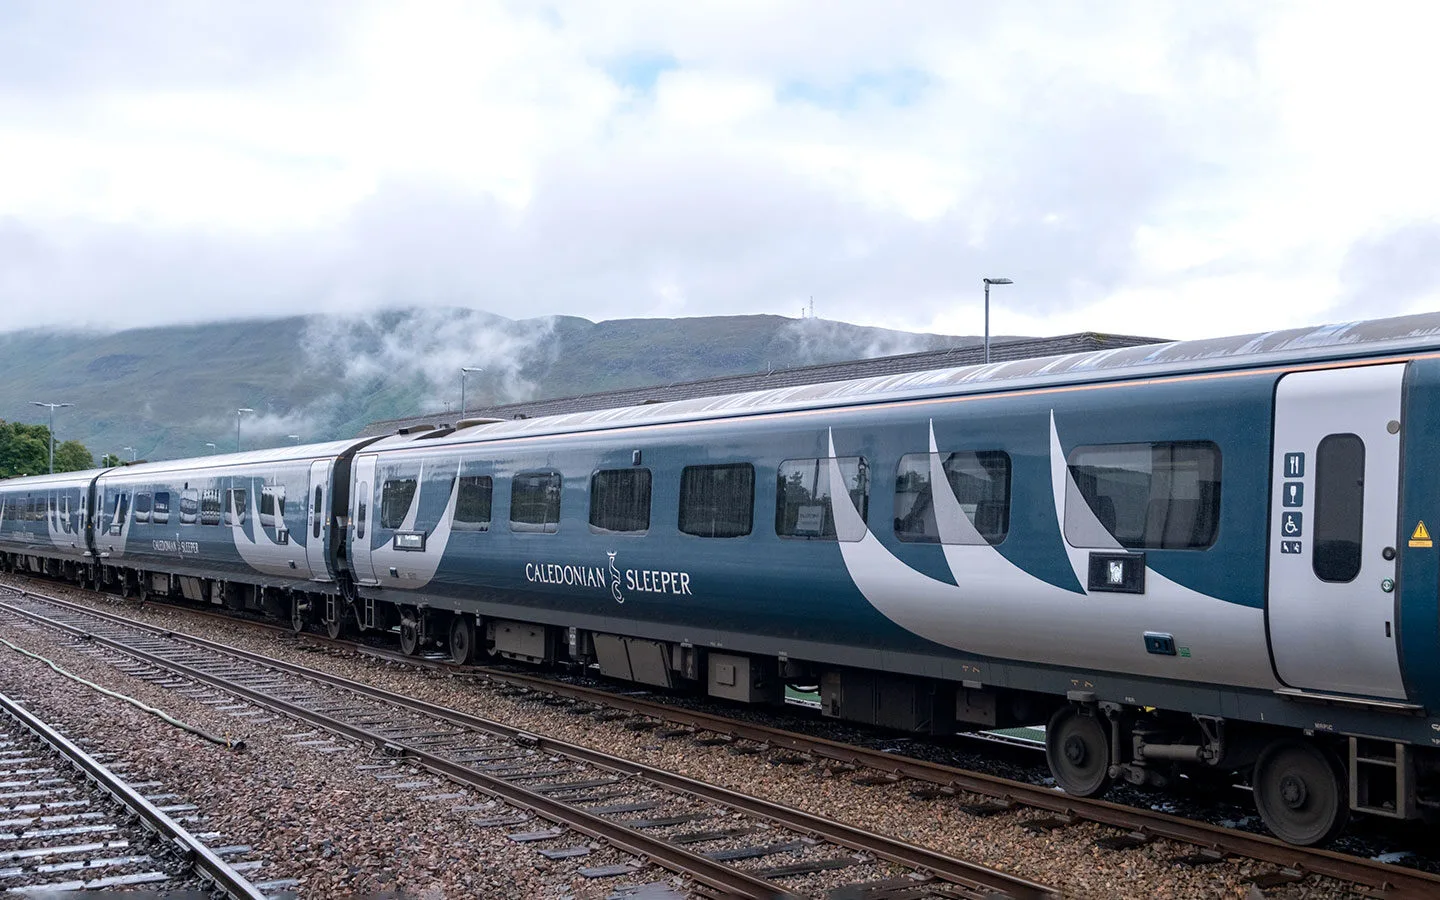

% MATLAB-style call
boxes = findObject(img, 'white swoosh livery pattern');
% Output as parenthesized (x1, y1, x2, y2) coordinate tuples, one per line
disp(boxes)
(830, 415, 1276, 689)
(230, 483, 306, 578)
(370, 462, 461, 590)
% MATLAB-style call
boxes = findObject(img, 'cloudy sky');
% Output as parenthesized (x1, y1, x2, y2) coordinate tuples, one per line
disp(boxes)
(3, 0, 1439, 342)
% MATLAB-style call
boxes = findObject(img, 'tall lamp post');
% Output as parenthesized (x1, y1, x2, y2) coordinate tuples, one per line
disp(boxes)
(122, 446, 136, 463)
(29, 401, 73, 474)
(236, 408, 254, 452)
(982, 277, 1013, 365)
(205, 442, 217, 453)
(460, 366, 484, 419)
(288, 434, 301, 445)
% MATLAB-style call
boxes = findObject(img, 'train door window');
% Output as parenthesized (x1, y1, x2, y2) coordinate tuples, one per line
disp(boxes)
(1065, 441, 1221, 550)
(356, 482, 368, 540)
(152, 491, 170, 524)
(379, 479, 416, 529)
(133, 492, 152, 524)
(179, 489, 199, 525)
(895, 450, 1011, 545)
(224, 488, 248, 526)
(776, 457, 869, 541)
(109, 493, 128, 533)
(1313, 433, 1365, 583)
(312, 486, 324, 539)
(679, 464, 755, 538)
(589, 469, 651, 534)
(454, 475, 493, 532)
(200, 489, 222, 525)
(510, 471, 561, 533)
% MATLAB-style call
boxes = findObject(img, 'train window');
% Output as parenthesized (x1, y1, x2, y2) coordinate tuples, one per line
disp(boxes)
(589, 469, 651, 534)
(152, 491, 170, 524)
(312, 486, 324, 539)
(133, 492, 152, 524)
(776, 457, 869, 541)
(179, 489, 199, 525)
(895, 451, 1011, 545)
(379, 479, 415, 529)
(200, 489, 222, 526)
(1065, 442, 1221, 550)
(679, 464, 755, 538)
(1313, 433, 1365, 583)
(224, 488, 248, 526)
(260, 485, 287, 529)
(454, 475, 493, 532)
(356, 482, 368, 540)
(510, 471, 562, 533)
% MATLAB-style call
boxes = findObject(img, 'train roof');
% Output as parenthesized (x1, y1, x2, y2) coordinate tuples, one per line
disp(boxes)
(364, 311, 1440, 452)
(95, 438, 372, 478)
(0, 468, 109, 490)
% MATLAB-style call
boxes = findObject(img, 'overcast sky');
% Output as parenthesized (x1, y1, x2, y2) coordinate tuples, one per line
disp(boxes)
(3, 1, 1438, 342)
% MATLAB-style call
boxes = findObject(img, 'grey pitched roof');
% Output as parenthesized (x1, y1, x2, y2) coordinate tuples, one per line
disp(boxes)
(360, 331, 1167, 437)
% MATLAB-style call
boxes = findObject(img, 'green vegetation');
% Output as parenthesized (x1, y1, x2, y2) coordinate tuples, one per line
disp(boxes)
(0, 421, 95, 478)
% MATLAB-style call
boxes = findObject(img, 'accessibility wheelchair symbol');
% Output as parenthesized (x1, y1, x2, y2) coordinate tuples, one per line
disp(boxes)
(1282, 511, 1303, 537)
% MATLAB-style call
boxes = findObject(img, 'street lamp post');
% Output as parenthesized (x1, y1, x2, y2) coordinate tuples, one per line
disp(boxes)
(288, 434, 301, 445)
(982, 278, 1013, 365)
(122, 447, 136, 463)
(29, 401, 73, 474)
(460, 366, 484, 419)
(236, 408, 254, 452)
(205, 442, 217, 453)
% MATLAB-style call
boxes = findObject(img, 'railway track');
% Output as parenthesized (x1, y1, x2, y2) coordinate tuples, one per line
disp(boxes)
(0, 682, 274, 897)
(0, 584, 1054, 900)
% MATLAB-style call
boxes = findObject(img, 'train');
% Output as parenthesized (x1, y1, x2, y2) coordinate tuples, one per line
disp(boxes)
(4, 312, 1440, 846)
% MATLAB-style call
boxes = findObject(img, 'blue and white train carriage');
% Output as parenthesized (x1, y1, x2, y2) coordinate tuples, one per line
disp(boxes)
(5, 312, 1440, 845)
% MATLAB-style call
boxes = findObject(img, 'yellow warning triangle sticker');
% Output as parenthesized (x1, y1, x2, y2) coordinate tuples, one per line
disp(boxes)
(1414, 521, 1432, 541)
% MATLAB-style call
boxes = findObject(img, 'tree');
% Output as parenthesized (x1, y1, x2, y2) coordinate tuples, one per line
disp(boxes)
(0, 421, 97, 478)
(100, 453, 122, 468)
(53, 441, 95, 472)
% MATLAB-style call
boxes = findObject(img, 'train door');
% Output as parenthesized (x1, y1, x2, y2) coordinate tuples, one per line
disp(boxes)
(1267, 363, 1407, 699)
(350, 454, 379, 585)
(306, 459, 332, 581)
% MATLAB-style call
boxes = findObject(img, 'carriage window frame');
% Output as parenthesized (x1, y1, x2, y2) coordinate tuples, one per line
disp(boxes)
(132, 491, 153, 524)
(379, 479, 416, 530)
(179, 489, 199, 525)
(678, 463, 755, 538)
(224, 488, 248, 526)
(1064, 440, 1222, 551)
(894, 450, 1012, 545)
(775, 456, 870, 541)
(151, 491, 171, 525)
(1312, 433, 1365, 583)
(589, 468, 652, 534)
(510, 471, 562, 534)
(453, 475, 494, 533)
(200, 489, 222, 526)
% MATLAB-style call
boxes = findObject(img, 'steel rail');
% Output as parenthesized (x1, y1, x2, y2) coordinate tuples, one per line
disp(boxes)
(0, 587, 1055, 900)
(0, 685, 268, 900)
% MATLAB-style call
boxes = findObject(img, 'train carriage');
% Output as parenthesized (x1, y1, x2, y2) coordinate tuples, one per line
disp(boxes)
(5, 312, 1440, 844)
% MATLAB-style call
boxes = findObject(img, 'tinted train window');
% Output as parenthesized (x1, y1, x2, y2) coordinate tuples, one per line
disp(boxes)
(776, 457, 869, 541)
(679, 464, 754, 538)
(379, 479, 415, 529)
(355, 482, 368, 540)
(895, 451, 1011, 545)
(589, 469, 651, 534)
(224, 489, 247, 526)
(1066, 442, 1221, 550)
(151, 491, 170, 525)
(312, 486, 324, 539)
(511, 472, 561, 533)
(133, 492, 152, 524)
(1313, 433, 1365, 583)
(180, 489, 199, 525)
(200, 489, 222, 526)
(454, 475, 493, 532)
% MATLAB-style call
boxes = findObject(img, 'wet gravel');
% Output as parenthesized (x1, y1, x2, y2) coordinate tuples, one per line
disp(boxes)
(0, 575, 1418, 899)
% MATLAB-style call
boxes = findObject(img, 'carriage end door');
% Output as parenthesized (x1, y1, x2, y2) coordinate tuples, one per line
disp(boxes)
(349, 455, 379, 586)
(1267, 363, 1406, 699)
(306, 460, 332, 581)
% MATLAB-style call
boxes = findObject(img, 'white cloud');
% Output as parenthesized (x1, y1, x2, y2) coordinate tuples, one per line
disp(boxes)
(2, 0, 1439, 342)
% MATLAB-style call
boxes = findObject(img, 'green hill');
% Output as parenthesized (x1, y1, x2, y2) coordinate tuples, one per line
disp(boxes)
(0, 309, 976, 462)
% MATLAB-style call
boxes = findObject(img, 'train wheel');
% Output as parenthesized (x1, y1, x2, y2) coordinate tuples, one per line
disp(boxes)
(399, 613, 420, 656)
(1252, 739, 1348, 845)
(1046, 707, 1113, 798)
(326, 611, 344, 640)
(289, 595, 307, 635)
(449, 615, 474, 666)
